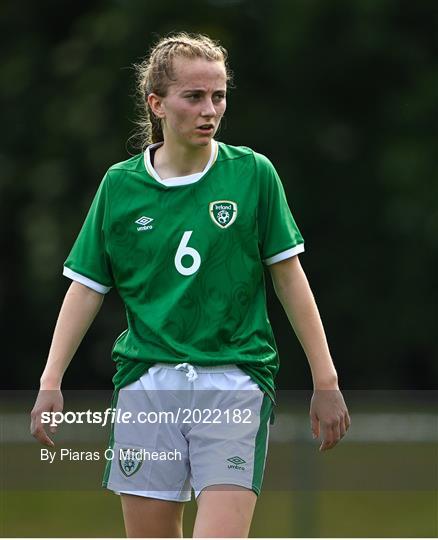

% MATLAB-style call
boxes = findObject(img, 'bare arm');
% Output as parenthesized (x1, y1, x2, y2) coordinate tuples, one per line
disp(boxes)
(31, 281, 104, 445)
(269, 255, 350, 450)
(40, 281, 104, 389)
(269, 255, 337, 389)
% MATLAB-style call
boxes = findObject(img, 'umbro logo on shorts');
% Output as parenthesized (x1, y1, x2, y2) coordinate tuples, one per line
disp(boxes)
(227, 456, 246, 471)
(135, 216, 154, 231)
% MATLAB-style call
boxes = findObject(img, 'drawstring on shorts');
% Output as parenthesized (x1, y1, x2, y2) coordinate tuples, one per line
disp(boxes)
(174, 362, 199, 382)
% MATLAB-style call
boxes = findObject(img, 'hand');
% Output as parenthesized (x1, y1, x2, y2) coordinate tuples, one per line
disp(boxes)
(30, 389, 64, 447)
(310, 389, 350, 451)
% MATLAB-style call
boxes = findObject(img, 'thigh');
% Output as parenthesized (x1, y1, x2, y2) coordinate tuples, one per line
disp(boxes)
(193, 485, 257, 538)
(121, 493, 185, 538)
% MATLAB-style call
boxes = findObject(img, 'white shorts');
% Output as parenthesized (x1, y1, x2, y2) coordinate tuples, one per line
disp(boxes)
(103, 362, 273, 502)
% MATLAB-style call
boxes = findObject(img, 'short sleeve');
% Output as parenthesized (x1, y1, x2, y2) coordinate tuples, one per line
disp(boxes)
(256, 153, 305, 265)
(63, 174, 114, 293)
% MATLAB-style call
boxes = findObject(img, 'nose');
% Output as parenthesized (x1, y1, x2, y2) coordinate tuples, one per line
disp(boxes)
(201, 98, 217, 118)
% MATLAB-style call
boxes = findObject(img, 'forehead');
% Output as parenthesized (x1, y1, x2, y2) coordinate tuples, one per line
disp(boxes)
(169, 57, 227, 91)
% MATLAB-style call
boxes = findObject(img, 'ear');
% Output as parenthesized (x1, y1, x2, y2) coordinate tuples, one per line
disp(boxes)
(147, 93, 165, 119)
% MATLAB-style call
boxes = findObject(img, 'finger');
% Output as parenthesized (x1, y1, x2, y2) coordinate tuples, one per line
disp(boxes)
(339, 416, 347, 438)
(319, 422, 332, 451)
(30, 413, 41, 437)
(345, 411, 351, 430)
(32, 425, 55, 447)
(310, 415, 320, 439)
(320, 437, 337, 451)
(320, 420, 340, 451)
(31, 414, 55, 447)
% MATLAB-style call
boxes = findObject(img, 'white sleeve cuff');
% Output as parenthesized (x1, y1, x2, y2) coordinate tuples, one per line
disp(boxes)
(263, 244, 305, 265)
(63, 267, 111, 294)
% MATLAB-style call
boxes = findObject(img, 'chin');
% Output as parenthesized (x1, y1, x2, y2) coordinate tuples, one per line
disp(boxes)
(189, 137, 211, 147)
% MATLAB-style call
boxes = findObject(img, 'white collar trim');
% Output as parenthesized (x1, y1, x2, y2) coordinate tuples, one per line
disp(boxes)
(144, 140, 218, 187)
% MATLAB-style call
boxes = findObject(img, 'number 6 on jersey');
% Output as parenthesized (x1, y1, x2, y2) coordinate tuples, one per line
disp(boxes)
(174, 231, 201, 276)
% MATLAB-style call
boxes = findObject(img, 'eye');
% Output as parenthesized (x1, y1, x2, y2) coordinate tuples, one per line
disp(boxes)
(213, 93, 226, 102)
(186, 93, 201, 101)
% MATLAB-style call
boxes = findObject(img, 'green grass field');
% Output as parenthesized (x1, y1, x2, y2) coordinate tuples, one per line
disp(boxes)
(1, 489, 436, 537)
(2, 395, 436, 537)
(1, 441, 436, 537)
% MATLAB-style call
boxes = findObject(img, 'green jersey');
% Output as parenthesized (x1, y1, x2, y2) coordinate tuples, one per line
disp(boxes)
(63, 141, 304, 402)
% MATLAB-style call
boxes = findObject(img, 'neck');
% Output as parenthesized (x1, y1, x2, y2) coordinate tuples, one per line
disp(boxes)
(154, 139, 212, 179)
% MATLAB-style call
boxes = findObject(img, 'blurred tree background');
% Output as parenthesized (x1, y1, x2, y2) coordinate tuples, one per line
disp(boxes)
(1, 0, 437, 390)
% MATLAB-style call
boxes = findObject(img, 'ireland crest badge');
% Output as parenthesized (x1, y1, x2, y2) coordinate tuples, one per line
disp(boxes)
(119, 448, 143, 477)
(209, 200, 238, 229)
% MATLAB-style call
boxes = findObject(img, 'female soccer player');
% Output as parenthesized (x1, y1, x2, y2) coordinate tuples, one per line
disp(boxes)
(31, 33, 350, 538)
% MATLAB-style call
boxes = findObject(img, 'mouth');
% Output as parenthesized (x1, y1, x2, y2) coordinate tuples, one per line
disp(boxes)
(196, 124, 215, 134)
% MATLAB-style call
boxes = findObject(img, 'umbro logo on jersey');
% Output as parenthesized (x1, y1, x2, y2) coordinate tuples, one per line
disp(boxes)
(209, 201, 238, 229)
(135, 216, 154, 231)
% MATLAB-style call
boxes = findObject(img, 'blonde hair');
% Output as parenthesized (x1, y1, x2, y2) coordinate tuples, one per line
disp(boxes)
(132, 32, 232, 150)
